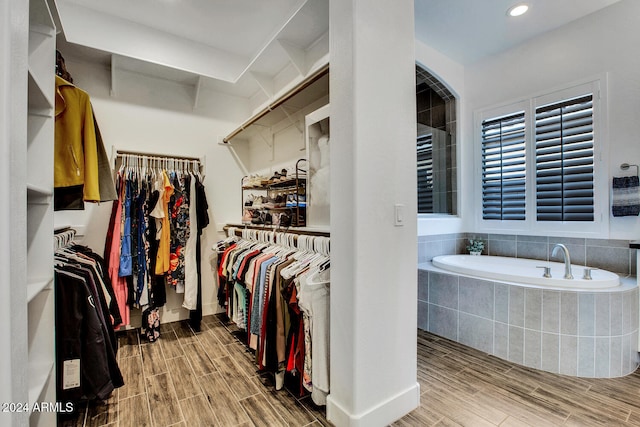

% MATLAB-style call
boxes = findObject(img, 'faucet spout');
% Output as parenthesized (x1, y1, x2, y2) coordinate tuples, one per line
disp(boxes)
(551, 243, 573, 279)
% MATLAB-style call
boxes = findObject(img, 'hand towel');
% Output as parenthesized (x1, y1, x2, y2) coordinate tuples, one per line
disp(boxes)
(612, 176, 640, 217)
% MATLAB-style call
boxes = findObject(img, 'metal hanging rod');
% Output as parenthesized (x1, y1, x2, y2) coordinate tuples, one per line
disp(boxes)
(223, 224, 329, 238)
(115, 149, 201, 162)
(222, 64, 329, 144)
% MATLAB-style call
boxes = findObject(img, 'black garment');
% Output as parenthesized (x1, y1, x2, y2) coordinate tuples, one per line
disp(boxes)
(72, 246, 123, 332)
(55, 269, 123, 402)
(54, 185, 85, 210)
(146, 188, 167, 308)
(189, 176, 209, 332)
(141, 307, 161, 342)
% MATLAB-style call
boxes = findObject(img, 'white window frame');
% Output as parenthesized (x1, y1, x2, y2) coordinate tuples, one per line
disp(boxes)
(474, 77, 609, 238)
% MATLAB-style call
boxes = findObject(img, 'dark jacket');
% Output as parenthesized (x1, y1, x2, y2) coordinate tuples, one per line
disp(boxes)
(55, 267, 123, 401)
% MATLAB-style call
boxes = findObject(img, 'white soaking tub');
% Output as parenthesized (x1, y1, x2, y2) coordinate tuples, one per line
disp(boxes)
(418, 255, 638, 378)
(432, 254, 620, 289)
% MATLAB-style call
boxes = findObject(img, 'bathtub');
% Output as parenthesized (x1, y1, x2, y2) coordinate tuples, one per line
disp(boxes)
(418, 256, 639, 378)
(432, 255, 620, 289)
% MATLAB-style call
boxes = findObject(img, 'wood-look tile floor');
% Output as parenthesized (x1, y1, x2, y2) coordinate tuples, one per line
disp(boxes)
(392, 331, 640, 427)
(60, 316, 640, 427)
(59, 314, 329, 427)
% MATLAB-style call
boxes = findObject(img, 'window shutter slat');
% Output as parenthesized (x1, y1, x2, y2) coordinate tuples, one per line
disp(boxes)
(417, 133, 434, 213)
(481, 111, 526, 220)
(535, 93, 594, 221)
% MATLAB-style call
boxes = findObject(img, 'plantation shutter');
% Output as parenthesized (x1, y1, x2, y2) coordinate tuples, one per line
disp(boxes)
(417, 132, 433, 213)
(535, 94, 594, 221)
(481, 112, 526, 220)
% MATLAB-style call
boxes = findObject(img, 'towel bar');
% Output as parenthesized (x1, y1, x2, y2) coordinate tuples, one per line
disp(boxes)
(620, 163, 639, 177)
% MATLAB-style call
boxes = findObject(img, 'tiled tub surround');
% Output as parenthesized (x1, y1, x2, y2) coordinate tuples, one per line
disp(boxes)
(418, 233, 637, 276)
(417, 264, 639, 378)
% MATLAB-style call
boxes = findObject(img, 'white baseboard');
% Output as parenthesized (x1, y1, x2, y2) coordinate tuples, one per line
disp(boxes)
(326, 382, 420, 427)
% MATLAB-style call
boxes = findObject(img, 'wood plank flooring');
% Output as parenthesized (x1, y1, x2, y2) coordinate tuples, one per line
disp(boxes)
(59, 314, 327, 427)
(59, 315, 640, 426)
(392, 331, 640, 427)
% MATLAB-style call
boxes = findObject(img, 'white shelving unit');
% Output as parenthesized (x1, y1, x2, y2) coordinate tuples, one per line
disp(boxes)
(27, 0, 56, 425)
(1, 0, 57, 423)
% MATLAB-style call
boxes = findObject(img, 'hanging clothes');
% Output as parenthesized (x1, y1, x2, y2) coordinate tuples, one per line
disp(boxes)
(155, 170, 174, 275)
(216, 230, 330, 403)
(55, 242, 124, 403)
(54, 76, 117, 210)
(168, 172, 190, 291)
(182, 174, 199, 310)
(189, 174, 210, 332)
(107, 177, 129, 327)
(104, 154, 208, 336)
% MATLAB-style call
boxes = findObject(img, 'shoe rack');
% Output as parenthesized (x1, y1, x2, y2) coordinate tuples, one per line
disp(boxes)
(241, 158, 307, 228)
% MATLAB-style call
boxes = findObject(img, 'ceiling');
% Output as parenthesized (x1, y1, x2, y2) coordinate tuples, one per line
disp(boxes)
(414, 0, 622, 65)
(54, 0, 623, 96)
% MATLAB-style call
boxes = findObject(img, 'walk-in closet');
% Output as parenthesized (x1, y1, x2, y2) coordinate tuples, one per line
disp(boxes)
(3, 0, 419, 426)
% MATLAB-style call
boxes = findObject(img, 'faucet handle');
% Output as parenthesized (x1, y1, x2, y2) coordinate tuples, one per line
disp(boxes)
(583, 267, 598, 280)
(536, 266, 552, 278)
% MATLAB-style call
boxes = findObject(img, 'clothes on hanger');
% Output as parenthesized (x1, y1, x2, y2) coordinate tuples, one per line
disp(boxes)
(54, 242, 124, 403)
(104, 155, 209, 337)
(216, 230, 330, 405)
(54, 75, 117, 210)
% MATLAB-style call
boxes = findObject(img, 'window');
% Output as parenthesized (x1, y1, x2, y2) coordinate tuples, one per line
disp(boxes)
(417, 132, 433, 213)
(481, 111, 526, 220)
(416, 64, 457, 215)
(535, 94, 594, 221)
(476, 80, 606, 236)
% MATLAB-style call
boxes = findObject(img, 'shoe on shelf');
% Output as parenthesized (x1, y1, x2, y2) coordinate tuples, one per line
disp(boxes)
(280, 213, 291, 227)
(252, 196, 264, 208)
(242, 209, 253, 224)
(251, 211, 264, 224)
(273, 195, 286, 208)
(269, 171, 280, 180)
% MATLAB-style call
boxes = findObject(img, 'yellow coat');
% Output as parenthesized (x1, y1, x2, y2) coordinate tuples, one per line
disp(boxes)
(54, 76, 100, 202)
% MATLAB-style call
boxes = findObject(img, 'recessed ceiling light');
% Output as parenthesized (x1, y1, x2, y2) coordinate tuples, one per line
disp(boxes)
(507, 4, 529, 17)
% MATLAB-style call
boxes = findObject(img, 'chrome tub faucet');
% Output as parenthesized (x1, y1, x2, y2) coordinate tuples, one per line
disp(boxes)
(552, 243, 573, 279)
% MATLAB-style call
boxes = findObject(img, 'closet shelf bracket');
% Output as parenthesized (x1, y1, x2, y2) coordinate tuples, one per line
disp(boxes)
(193, 75, 203, 110)
(279, 105, 303, 135)
(250, 71, 275, 99)
(277, 39, 307, 77)
(110, 54, 118, 97)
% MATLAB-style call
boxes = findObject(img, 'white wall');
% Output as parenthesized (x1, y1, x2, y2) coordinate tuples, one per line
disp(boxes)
(462, 0, 640, 240)
(55, 58, 248, 323)
(244, 95, 329, 174)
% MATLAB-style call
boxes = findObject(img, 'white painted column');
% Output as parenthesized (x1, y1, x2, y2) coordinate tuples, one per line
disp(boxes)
(328, 1, 419, 426)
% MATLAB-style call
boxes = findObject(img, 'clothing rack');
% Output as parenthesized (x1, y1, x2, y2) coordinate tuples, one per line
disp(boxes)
(224, 224, 329, 238)
(217, 222, 331, 404)
(113, 149, 205, 175)
(226, 226, 330, 255)
(54, 228, 76, 251)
